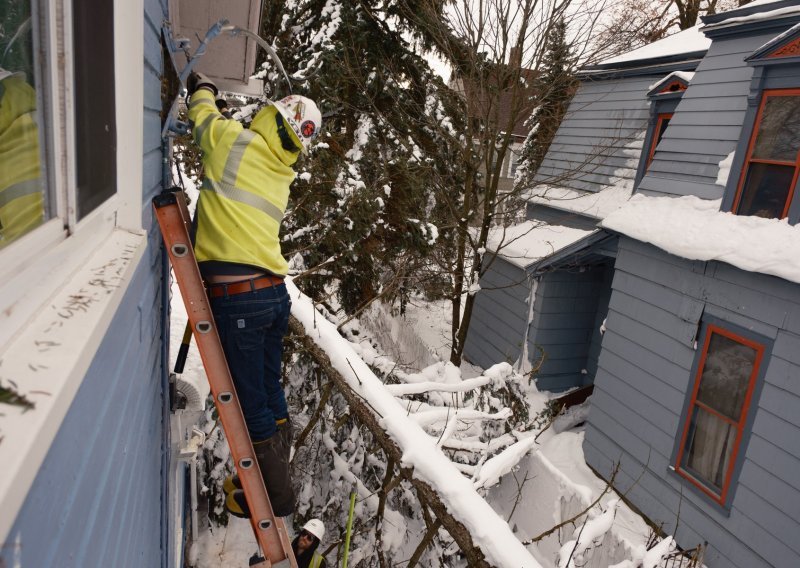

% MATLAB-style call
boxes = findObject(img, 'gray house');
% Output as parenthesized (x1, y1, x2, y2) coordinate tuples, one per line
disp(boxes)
(0, 0, 262, 566)
(580, 2, 800, 567)
(464, 25, 709, 392)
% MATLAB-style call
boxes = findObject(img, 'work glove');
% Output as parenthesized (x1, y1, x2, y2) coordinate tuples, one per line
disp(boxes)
(186, 71, 218, 97)
(215, 97, 233, 119)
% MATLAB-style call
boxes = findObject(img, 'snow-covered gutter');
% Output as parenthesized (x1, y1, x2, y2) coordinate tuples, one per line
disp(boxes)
(285, 279, 545, 568)
(601, 193, 800, 285)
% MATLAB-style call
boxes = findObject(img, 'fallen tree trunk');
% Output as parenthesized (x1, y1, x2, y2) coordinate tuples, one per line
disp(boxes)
(288, 315, 490, 567)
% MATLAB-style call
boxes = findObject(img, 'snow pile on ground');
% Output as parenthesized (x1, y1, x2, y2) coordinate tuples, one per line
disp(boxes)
(488, 430, 681, 568)
(602, 193, 800, 284)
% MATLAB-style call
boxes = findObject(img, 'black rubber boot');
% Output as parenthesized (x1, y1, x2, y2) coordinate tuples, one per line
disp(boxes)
(224, 420, 292, 495)
(254, 425, 295, 517)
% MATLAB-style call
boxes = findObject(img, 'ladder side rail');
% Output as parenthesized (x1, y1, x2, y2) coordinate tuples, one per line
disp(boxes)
(153, 192, 297, 566)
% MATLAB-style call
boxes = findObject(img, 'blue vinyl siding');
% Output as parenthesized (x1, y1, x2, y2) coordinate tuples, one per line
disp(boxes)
(6, 258, 166, 567)
(584, 237, 800, 568)
(530, 264, 613, 392)
(3, 0, 169, 565)
(534, 75, 657, 197)
(638, 31, 780, 199)
(463, 255, 531, 368)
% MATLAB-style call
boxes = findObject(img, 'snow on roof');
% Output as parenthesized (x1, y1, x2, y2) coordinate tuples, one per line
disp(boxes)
(601, 194, 800, 285)
(485, 220, 596, 269)
(526, 184, 635, 222)
(704, 1, 800, 30)
(599, 26, 710, 66)
(648, 70, 695, 92)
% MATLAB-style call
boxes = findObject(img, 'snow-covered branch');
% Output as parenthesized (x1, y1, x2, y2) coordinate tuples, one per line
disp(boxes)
(286, 278, 545, 568)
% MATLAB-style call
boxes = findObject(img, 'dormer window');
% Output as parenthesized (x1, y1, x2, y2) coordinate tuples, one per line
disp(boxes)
(647, 113, 673, 169)
(635, 71, 692, 186)
(732, 89, 800, 219)
(720, 24, 800, 222)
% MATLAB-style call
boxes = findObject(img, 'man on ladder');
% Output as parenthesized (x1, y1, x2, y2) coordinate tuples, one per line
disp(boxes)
(185, 71, 322, 526)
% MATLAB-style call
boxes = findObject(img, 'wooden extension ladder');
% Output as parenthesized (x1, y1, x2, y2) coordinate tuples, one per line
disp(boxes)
(153, 189, 297, 568)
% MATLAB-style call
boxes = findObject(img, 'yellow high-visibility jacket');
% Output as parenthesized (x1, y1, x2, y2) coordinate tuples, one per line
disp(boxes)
(188, 89, 297, 276)
(0, 73, 43, 248)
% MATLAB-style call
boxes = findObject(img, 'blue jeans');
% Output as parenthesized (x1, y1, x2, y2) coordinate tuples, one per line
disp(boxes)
(210, 282, 290, 441)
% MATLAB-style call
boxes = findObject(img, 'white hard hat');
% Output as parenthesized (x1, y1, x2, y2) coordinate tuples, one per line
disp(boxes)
(302, 518, 325, 541)
(272, 94, 322, 154)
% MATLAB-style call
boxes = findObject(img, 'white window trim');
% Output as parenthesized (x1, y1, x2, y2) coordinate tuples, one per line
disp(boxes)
(0, 0, 147, 543)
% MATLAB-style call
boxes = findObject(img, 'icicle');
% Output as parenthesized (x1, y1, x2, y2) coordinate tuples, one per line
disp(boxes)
(515, 275, 538, 374)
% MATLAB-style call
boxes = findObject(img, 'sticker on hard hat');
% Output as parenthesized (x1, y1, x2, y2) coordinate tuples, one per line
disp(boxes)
(301, 120, 317, 138)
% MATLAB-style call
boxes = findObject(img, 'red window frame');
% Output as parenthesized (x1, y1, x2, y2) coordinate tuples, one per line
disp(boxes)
(674, 324, 765, 505)
(732, 88, 800, 219)
(646, 113, 673, 169)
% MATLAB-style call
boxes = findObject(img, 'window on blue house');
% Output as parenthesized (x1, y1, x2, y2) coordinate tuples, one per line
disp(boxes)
(646, 113, 672, 170)
(675, 323, 765, 506)
(635, 73, 690, 188)
(0, 0, 48, 248)
(732, 90, 800, 219)
(72, 0, 117, 219)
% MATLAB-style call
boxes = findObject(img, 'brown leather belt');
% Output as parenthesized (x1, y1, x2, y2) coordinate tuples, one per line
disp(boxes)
(206, 275, 285, 298)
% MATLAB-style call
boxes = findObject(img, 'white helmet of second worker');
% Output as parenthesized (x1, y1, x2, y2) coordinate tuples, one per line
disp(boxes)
(302, 518, 325, 541)
(272, 94, 321, 154)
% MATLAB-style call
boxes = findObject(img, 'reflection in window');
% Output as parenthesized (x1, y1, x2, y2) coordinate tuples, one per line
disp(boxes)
(676, 325, 764, 504)
(0, 0, 46, 248)
(735, 91, 800, 219)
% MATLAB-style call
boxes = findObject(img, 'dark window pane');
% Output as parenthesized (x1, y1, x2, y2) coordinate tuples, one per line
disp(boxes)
(682, 406, 736, 492)
(752, 95, 800, 161)
(656, 116, 671, 146)
(696, 331, 756, 420)
(73, 0, 115, 219)
(1, 0, 47, 248)
(737, 162, 794, 218)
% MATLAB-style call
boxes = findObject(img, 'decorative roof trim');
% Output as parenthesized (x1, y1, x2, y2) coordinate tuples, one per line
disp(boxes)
(770, 36, 800, 57)
(647, 71, 694, 98)
(746, 21, 800, 61)
(659, 80, 688, 93)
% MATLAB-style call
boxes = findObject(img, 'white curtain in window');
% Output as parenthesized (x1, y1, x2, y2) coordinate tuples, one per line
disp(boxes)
(684, 408, 735, 491)
(682, 332, 757, 493)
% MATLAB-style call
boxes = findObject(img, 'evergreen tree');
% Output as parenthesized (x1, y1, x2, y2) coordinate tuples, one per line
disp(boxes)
(260, 0, 463, 316)
(515, 18, 577, 189)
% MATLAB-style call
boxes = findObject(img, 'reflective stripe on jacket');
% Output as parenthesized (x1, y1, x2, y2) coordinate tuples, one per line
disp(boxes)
(309, 552, 324, 568)
(0, 74, 43, 247)
(188, 89, 297, 275)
